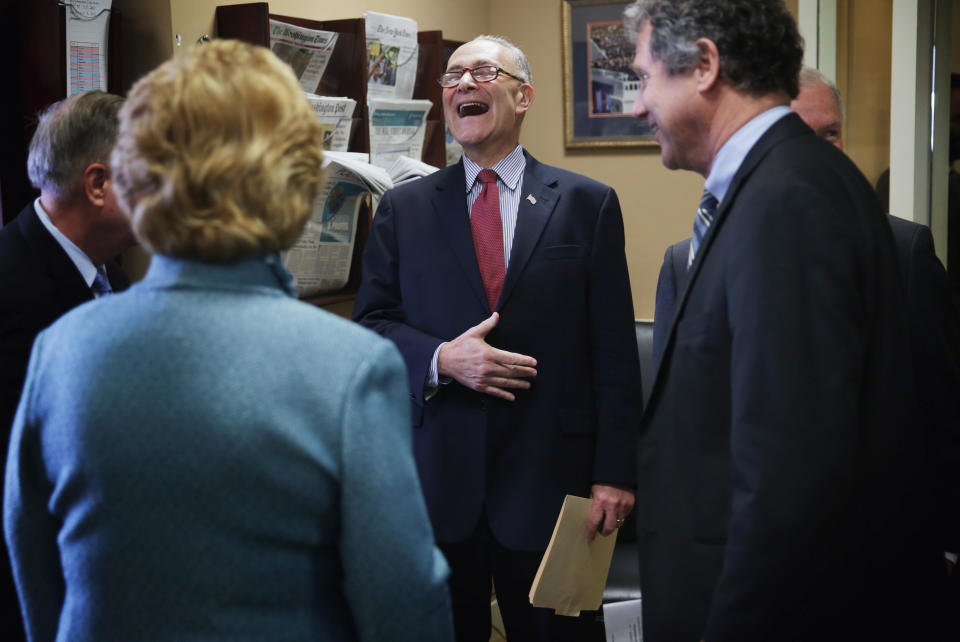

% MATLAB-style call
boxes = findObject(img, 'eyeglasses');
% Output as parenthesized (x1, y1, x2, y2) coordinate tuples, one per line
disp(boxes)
(437, 65, 525, 88)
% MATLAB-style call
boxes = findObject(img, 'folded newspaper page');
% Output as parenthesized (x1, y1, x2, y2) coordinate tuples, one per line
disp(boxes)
(364, 11, 419, 100)
(387, 155, 439, 187)
(368, 98, 433, 170)
(270, 19, 338, 93)
(603, 598, 643, 642)
(305, 94, 357, 152)
(324, 151, 393, 196)
(281, 160, 366, 297)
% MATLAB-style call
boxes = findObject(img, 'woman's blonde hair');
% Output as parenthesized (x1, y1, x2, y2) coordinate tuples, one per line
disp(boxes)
(111, 39, 325, 262)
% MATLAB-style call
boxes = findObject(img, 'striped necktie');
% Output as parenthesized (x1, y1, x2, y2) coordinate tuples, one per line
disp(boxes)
(687, 189, 719, 269)
(91, 265, 114, 297)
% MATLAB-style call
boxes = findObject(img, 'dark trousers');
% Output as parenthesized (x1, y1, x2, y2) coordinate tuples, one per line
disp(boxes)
(438, 512, 600, 642)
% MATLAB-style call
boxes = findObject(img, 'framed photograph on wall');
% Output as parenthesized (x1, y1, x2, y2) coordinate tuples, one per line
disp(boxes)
(561, 0, 656, 149)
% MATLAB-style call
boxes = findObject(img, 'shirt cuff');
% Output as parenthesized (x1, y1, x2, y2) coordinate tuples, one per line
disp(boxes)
(425, 342, 451, 401)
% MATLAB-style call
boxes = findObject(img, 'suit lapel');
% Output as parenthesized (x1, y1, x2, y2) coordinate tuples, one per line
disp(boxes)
(432, 162, 490, 312)
(498, 153, 559, 310)
(17, 204, 93, 310)
(643, 113, 811, 420)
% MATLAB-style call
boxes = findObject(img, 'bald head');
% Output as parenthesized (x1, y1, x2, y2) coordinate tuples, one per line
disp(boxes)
(791, 67, 844, 151)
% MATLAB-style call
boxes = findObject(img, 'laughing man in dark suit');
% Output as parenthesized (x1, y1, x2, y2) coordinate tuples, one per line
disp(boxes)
(354, 35, 641, 642)
(627, 1, 946, 639)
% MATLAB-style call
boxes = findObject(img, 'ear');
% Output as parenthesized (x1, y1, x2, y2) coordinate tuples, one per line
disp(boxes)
(515, 83, 534, 115)
(693, 38, 720, 93)
(83, 163, 109, 208)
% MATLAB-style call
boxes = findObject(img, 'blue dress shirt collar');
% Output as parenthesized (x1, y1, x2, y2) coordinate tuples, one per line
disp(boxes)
(705, 105, 791, 204)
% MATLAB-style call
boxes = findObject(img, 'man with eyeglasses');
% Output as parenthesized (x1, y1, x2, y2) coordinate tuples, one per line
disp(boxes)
(355, 35, 641, 642)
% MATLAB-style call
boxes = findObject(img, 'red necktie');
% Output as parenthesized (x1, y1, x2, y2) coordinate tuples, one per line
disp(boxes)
(470, 169, 505, 311)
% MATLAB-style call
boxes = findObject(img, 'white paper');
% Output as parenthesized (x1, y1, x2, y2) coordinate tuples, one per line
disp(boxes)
(323, 151, 393, 196)
(305, 95, 356, 152)
(445, 125, 463, 167)
(387, 155, 438, 187)
(364, 11, 419, 100)
(65, 0, 112, 96)
(368, 98, 432, 170)
(603, 598, 643, 642)
(270, 19, 338, 94)
(282, 160, 367, 297)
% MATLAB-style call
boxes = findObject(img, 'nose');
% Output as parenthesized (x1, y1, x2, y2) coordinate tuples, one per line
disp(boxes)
(456, 69, 479, 89)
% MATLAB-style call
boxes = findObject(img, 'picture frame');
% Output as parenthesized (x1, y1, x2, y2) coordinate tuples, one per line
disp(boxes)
(561, 0, 656, 149)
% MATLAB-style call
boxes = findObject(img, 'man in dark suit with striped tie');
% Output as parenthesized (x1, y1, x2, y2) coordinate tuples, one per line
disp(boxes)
(0, 91, 133, 638)
(354, 35, 641, 642)
(628, 1, 947, 639)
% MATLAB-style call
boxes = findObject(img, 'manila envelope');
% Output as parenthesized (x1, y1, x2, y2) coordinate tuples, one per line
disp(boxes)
(528, 494, 618, 616)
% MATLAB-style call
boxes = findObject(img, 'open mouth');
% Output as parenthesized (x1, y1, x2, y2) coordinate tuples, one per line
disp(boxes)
(458, 102, 489, 117)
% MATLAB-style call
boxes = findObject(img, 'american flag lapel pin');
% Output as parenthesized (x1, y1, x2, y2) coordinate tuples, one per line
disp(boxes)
(526, 194, 537, 205)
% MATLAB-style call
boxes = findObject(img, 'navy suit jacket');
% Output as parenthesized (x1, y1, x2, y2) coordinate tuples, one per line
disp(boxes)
(886, 216, 960, 558)
(354, 151, 641, 551)
(640, 114, 944, 641)
(651, 237, 688, 367)
(655, 219, 960, 559)
(0, 203, 129, 434)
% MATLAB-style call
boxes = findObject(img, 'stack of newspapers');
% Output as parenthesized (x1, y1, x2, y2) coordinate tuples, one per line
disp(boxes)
(364, 11, 433, 168)
(281, 152, 438, 298)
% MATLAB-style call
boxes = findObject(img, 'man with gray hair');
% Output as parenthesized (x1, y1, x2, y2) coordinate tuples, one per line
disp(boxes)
(355, 35, 641, 641)
(0, 90, 133, 640)
(627, 1, 946, 639)
(0, 89, 133, 460)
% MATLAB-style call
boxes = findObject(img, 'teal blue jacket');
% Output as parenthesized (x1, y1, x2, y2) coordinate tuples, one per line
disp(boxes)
(4, 254, 453, 642)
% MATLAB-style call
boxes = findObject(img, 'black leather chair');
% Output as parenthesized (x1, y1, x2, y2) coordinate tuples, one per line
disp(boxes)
(601, 320, 654, 605)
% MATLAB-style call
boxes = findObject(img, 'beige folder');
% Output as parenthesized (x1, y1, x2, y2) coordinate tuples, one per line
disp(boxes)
(528, 494, 618, 616)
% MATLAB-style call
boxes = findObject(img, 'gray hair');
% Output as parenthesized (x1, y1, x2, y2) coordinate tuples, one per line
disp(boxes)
(799, 66, 844, 120)
(469, 35, 533, 84)
(623, 0, 804, 99)
(27, 91, 124, 199)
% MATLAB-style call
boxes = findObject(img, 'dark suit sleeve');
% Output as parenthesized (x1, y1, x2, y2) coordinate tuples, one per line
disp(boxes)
(353, 192, 444, 407)
(905, 225, 960, 555)
(704, 182, 872, 638)
(588, 187, 643, 485)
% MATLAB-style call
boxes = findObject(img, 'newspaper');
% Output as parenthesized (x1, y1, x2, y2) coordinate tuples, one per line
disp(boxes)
(324, 151, 393, 197)
(387, 155, 439, 187)
(305, 94, 356, 152)
(270, 19, 338, 93)
(65, 0, 112, 96)
(368, 98, 433, 170)
(281, 160, 366, 297)
(364, 11, 419, 100)
(445, 125, 463, 166)
(603, 598, 643, 641)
